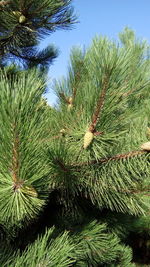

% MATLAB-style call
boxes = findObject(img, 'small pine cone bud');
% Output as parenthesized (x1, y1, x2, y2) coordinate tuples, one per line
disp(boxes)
(141, 141, 150, 151)
(83, 131, 94, 149)
(60, 128, 66, 136)
(12, 11, 21, 17)
(19, 14, 26, 23)
(67, 103, 73, 111)
(67, 96, 73, 111)
(68, 97, 73, 104)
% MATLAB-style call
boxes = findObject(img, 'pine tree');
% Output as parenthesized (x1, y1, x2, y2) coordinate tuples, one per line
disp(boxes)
(0, 0, 76, 70)
(48, 28, 150, 265)
(0, 1, 150, 264)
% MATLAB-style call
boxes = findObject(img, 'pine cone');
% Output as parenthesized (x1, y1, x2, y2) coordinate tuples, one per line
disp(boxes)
(19, 14, 26, 24)
(83, 131, 94, 149)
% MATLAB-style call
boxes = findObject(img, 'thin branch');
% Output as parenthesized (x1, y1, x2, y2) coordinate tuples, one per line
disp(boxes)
(12, 123, 20, 184)
(89, 74, 110, 132)
(121, 82, 149, 98)
(59, 92, 69, 104)
(72, 65, 83, 100)
(72, 86, 77, 100)
(72, 150, 147, 167)
(93, 131, 104, 136)
(40, 135, 60, 143)
(102, 185, 150, 196)
(10, 48, 51, 63)
(55, 158, 69, 173)
(13, 180, 24, 192)
(10, 49, 33, 61)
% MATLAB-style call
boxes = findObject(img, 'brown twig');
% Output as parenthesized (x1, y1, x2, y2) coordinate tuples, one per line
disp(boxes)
(90, 75, 109, 130)
(72, 86, 77, 101)
(59, 92, 70, 104)
(12, 124, 20, 184)
(13, 180, 24, 192)
(72, 64, 83, 99)
(102, 185, 150, 196)
(39, 130, 69, 143)
(72, 150, 147, 167)
(55, 158, 69, 173)
(93, 131, 104, 136)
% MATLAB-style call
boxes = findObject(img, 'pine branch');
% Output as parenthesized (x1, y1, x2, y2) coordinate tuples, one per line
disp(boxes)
(89, 73, 111, 132)
(8, 44, 58, 69)
(40, 135, 60, 142)
(72, 150, 147, 167)
(95, 185, 150, 196)
(71, 62, 84, 102)
(10, 49, 38, 62)
(12, 123, 20, 185)
(120, 81, 150, 98)
(72, 221, 134, 266)
(0, 70, 49, 226)
(8, 228, 76, 267)
(0, 0, 77, 54)
(55, 158, 69, 173)
(59, 92, 70, 104)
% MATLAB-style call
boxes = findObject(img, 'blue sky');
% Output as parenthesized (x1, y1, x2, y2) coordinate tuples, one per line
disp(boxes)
(40, 0, 150, 105)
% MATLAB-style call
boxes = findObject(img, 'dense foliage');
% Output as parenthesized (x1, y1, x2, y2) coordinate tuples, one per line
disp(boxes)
(0, 1, 150, 266)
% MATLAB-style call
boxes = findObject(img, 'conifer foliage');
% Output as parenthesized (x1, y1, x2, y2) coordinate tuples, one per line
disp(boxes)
(0, 0, 76, 70)
(0, 1, 150, 265)
(0, 0, 76, 48)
